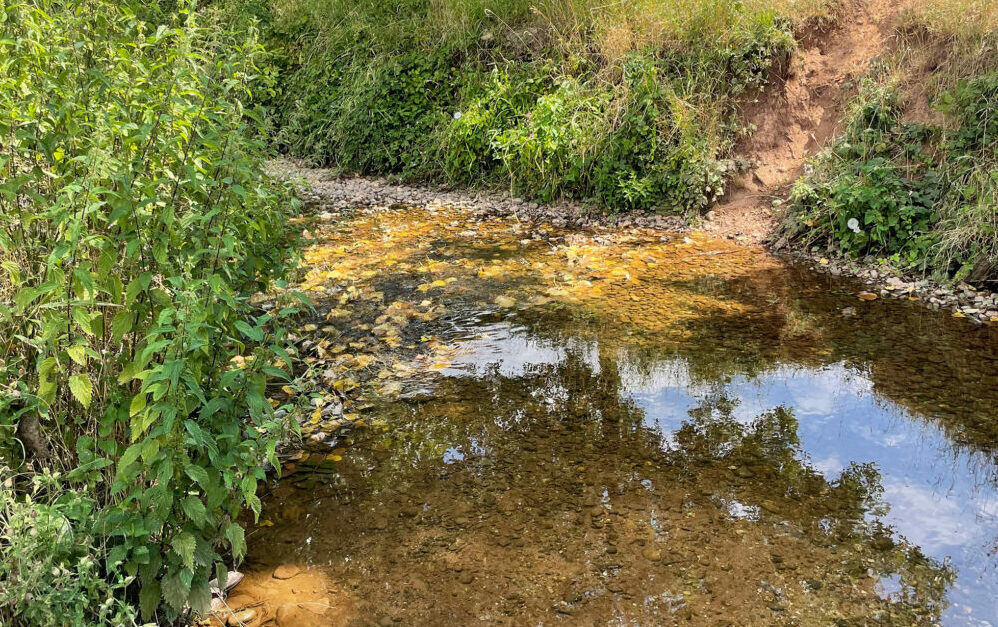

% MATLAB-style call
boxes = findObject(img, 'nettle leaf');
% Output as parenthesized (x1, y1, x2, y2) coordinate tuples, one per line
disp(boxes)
(234, 319, 264, 341)
(129, 392, 147, 417)
(181, 494, 207, 524)
(161, 568, 191, 612)
(116, 441, 143, 479)
(111, 310, 133, 341)
(172, 531, 197, 570)
(224, 522, 246, 562)
(68, 373, 93, 408)
(66, 343, 87, 365)
(138, 579, 161, 620)
(187, 575, 211, 614)
(215, 562, 229, 595)
(72, 307, 95, 335)
(183, 463, 210, 488)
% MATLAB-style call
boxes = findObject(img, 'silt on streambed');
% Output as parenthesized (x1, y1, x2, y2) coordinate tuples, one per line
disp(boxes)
(219, 204, 998, 626)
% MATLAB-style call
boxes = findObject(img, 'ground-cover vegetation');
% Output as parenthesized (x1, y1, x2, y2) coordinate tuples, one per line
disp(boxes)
(0, 1, 301, 624)
(262, 0, 838, 213)
(780, 0, 998, 283)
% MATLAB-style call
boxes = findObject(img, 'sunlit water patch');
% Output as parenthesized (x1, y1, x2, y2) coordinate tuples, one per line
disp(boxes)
(240, 205, 998, 626)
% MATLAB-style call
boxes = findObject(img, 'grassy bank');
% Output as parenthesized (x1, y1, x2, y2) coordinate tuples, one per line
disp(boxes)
(259, 0, 837, 213)
(0, 1, 301, 624)
(779, 0, 998, 284)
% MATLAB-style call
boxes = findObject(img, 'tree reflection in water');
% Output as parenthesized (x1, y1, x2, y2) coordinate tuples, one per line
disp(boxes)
(250, 348, 953, 626)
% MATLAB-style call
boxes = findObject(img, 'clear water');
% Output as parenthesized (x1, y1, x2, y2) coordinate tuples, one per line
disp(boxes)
(246, 206, 998, 626)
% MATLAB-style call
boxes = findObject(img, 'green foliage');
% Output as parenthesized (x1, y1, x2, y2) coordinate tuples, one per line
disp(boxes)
(0, 470, 138, 626)
(442, 65, 556, 184)
(784, 71, 998, 280)
(590, 54, 726, 213)
(0, 1, 300, 623)
(261, 0, 798, 213)
(932, 72, 998, 280)
(492, 78, 608, 202)
(276, 46, 460, 176)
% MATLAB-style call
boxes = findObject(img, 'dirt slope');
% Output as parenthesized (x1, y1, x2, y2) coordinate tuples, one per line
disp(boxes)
(702, 0, 906, 243)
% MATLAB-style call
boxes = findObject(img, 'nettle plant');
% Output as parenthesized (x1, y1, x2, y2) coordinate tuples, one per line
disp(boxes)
(0, 1, 300, 623)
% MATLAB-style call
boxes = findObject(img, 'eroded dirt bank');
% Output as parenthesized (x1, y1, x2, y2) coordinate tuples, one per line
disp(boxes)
(706, 0, 905, 242)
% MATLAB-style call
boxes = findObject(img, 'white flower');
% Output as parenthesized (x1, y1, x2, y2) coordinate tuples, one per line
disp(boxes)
(453, 111, 462, 120)
(847, 217, 861, 233)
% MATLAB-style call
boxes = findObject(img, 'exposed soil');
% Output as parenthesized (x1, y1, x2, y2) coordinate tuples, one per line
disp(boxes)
(704, 0, 906, 243)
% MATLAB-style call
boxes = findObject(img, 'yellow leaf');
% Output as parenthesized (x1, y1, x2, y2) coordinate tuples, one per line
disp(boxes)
(857, 292, 878, 301)
(129, 393, 147, 417)
(495, 295, 516, 308)
(68, 374, 93, 409)
(66, 344, 87, 366)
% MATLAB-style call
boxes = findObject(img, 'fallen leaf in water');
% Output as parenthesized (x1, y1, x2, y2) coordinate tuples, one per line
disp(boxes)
(857, 292, 878, 301)
(495, 295, 516, 308)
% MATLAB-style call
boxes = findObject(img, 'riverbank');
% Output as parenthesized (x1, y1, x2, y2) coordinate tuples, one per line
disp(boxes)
(256, 0, 997, 304)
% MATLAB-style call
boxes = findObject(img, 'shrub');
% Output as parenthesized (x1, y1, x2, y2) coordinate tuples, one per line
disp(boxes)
(0, 1, 300, 622)
(492, 79, 609, 201)
(0, 470, 138, 626)
(591, 54, 726, 213)
(275, 46, 460, 175)
(442, 64, 555, 183)
(783, 69, 998, 280)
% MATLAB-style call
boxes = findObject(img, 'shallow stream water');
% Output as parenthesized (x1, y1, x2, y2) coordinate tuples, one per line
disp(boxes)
(242, 205, 998, 626)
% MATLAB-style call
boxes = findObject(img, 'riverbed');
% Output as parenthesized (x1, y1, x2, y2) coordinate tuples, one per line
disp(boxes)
(229, 200, 998, 626)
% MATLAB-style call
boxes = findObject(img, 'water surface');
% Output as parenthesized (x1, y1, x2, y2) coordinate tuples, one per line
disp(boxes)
(247, 206, 998, 626)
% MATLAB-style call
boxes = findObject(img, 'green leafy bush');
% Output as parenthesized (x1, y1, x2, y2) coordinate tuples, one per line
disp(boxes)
(0, 470, 138, 626)
(492, 79, 608, 201)
(0, 1, 300, 622)
(591, 54, 726, 213)
(442, 65, 555, 183)
(783, 71, 998, 279)
(785, 82, 940, 266)
(275, 46, 459, 176)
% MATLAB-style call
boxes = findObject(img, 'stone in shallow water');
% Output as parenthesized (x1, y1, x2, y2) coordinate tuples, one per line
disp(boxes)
(272, 564, 301, 580)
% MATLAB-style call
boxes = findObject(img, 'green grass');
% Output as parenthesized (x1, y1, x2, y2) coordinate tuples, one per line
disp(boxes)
(257, 0, 836, 213)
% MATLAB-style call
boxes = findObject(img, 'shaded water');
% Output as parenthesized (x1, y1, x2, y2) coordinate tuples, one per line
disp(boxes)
(246, 206, 998, 626)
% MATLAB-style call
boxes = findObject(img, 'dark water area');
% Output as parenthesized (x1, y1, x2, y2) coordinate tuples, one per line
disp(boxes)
(246, 207, 998, 626)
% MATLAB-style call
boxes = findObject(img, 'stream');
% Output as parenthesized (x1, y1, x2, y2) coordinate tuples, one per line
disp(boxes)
(237, 203, 998, 626)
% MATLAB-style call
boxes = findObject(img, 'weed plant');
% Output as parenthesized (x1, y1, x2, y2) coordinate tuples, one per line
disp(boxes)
(783, 1, 997, 282)
(0, 1, 301, 623)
